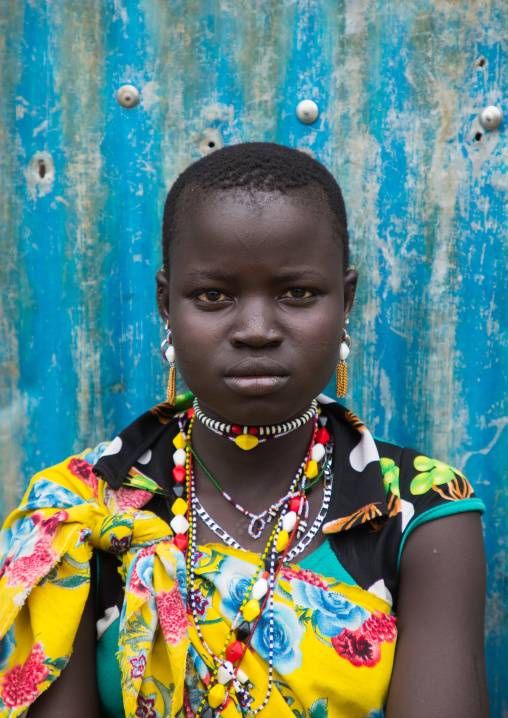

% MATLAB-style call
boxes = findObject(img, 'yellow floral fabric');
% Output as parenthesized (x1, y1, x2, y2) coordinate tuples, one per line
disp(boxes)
(0, 451, 395, 717)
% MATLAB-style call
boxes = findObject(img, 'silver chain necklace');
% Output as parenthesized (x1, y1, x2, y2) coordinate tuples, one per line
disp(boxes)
(193, 444, 333, 559)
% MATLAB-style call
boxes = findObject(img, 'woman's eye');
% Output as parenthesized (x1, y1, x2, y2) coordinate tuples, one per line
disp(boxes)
(281, 288, 315, 299)
(196, 290, 230, 303)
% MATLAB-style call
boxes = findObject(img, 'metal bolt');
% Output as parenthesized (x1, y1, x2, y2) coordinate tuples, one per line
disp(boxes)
(296, 99, 319, 125)
(478, 106, 503, 130)
(117, 84, 140, 109)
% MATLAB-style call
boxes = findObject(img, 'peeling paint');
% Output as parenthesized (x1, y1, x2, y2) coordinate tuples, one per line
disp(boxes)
(459, 418, 508, 473)
(344, 0, 369, 36)
(140, 79, 159, 112)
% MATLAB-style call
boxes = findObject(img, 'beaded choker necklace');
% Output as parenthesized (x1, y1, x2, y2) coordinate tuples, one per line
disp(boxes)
(165, 405, 332, 717)
(193, 398, 318, 450)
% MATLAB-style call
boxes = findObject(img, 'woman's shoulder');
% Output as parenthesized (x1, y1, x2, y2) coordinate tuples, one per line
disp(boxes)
(320, 399, 485, 608)
(321, 397, 484, 537)
(0, 397, 188, 543)
(92, 398, 188, 491)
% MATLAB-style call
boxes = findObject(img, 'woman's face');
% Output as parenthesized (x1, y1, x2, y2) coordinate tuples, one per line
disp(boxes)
(157, 188, 357, 425)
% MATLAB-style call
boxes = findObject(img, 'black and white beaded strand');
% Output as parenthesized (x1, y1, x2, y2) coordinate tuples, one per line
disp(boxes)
(188, 442, 311, 540)
(184, 417, 314, 716)
(192, 449, 332, 557)
(285, 443, 334, 562)
(193, 398, 318, 451)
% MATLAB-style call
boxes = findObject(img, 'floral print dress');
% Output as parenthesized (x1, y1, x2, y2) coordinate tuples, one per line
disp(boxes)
(0, 395, 484, 717)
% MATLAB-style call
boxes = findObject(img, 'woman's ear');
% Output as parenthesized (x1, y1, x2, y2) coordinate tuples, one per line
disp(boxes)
(343, 268, 359, 320)
(155, 270, 170, 325)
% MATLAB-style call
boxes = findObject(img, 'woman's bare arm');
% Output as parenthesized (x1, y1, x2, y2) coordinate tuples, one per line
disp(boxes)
(28, 580, 100, 717)
(386, 511, 489, 717)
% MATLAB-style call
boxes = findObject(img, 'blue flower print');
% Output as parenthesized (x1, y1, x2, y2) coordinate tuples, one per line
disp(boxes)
(110, 534, 131, 553)
(175, 552, 188, 601)
(84, 442, 113, 466)
(363, 707, 385, 717)
(186, 646, 208, 712)
(130, 652, 147, 679)
(0, 515, 41, 570)
(0, 626, 15, 670)
(193, 591, 209, 617)
(291, 581, 368, 638)
(213, 556, 257, 621)
(20, 478, 83, 512)
(136, 552, 155, 591)
(250, 602, 304, 675)
(135, 692, 159, 718)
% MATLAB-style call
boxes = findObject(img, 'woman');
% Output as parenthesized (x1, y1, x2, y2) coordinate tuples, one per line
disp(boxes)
(0, 143, 489, 717)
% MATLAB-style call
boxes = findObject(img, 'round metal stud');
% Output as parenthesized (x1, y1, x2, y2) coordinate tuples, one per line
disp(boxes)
(296, 99, 319, 124)
(478, 106, 503, 130)
(117, 84, 140, 109)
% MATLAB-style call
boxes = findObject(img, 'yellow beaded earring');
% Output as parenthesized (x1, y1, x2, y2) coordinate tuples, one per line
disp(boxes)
(336, 327, 351, 398)
(161, 327, 177, 405)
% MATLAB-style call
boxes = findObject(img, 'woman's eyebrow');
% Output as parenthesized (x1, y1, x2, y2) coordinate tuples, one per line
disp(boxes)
(186, 269, 236, 281)
(274, 270, 326, 281)
(185, 269, 326, 282)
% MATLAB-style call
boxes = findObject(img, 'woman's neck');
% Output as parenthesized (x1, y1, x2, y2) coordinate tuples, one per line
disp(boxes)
(189, 415, 315, 515)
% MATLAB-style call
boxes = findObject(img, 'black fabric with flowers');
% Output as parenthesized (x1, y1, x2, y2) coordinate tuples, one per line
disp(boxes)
(93, 396, 485, 612)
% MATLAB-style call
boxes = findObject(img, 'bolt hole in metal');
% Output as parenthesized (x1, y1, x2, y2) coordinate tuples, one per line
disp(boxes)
(198, 128, 223, 156)
(475, 131, 483, 141)
(26, 151, 55, 199)
(476, 56, 487, 68)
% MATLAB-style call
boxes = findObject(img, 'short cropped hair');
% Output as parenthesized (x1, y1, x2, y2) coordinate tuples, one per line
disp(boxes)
(162, 142, 349, 275)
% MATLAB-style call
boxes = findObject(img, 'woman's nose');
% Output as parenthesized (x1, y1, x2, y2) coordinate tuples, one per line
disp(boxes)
(229, 301, 283, 348)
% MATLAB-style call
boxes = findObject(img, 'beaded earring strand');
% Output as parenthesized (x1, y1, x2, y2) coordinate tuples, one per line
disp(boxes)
(161, 327, 177, 405)
(336, 328, 351, 399)
(193, 398, 318, 450)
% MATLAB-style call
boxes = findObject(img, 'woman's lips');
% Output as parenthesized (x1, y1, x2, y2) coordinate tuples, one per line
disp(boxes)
(223, 375, 289, 396)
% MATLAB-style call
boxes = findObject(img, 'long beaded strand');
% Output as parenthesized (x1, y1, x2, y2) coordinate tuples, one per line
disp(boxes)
(167, 409, 332, 716)
(186, 416, 317, 716)
(285, 443, 334, 562)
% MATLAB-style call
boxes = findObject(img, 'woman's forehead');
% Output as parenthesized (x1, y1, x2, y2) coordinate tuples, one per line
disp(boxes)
(172, 187, 339, 251)
(169, 189, 343, 282)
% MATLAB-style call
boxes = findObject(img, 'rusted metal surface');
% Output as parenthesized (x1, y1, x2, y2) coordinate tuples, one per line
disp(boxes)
(0, 0, 507, 710)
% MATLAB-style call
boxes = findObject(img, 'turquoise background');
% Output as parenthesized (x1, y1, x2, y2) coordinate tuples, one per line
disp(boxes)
(0, 0, 507, 711)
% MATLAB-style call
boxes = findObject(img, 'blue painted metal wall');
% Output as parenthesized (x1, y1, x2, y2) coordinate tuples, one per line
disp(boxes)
(1, 0, 507, 711)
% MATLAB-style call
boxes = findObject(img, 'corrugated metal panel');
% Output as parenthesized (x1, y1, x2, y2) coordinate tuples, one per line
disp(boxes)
(0, 0, 507, 710)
